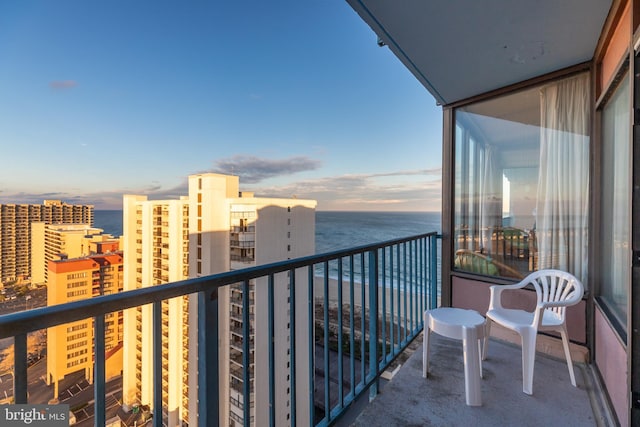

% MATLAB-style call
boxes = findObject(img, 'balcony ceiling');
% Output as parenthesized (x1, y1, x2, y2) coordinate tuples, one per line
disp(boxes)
(347, 0, 612, 105)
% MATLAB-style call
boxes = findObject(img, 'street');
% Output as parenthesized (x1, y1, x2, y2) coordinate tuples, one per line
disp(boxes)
(0, 353, 123, 426)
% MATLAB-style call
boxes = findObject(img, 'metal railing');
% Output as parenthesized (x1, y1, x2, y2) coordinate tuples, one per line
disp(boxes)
(0, 231, 440, 427)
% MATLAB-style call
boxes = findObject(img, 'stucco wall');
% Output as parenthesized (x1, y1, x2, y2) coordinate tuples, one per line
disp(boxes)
(594, 306, 628, 427)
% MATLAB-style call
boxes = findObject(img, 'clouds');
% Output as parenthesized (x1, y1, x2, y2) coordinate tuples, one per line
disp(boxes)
(0, 155, 441, 211)
(49, 80, 78, 90)
(212, 155, 322, 183)
(0, 182, 187, 210)
(205, 156, 441, 210)
(247, 168, 442, 211)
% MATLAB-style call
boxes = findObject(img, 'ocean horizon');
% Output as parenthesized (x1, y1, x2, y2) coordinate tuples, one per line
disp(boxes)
(94, 210, 440, 254)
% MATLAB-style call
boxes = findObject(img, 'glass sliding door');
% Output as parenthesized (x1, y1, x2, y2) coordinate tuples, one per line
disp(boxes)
(599, 71, 631, 330)
(453, 73, 591, 284)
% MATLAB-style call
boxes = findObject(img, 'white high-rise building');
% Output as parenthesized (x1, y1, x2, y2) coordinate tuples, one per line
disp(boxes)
(122, 173, 316, 426)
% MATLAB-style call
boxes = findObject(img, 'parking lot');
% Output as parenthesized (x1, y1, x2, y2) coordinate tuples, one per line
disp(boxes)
(0, 285, 47, 315)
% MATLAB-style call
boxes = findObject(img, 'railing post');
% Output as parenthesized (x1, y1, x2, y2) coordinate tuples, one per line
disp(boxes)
(430, 236, 439, 309)
(13, 333, 27, 404)
(198, 289, 219, 427)
(307, 266, 315, 427)
(268, 275, 275, 427)
(323, 262, 330, 422)
(242, 280, 251, 426)
(153, 302, 162, 427)
(368, 250, 379, 401)
(289, 269, 297, 427)
(94, 314, 106, 427)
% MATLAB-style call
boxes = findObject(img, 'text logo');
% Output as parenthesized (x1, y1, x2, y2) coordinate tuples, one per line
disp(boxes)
(0, 405, 69, 426)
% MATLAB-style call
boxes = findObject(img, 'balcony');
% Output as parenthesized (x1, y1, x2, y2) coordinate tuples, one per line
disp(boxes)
(231, 225, 255, 233)
(0, 231, 606, 426)
(350, 333, 600, 426)
(230, 240, 256, 249)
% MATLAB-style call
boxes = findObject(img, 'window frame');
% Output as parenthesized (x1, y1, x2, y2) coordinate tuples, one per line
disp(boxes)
(594, 57, 632, 341)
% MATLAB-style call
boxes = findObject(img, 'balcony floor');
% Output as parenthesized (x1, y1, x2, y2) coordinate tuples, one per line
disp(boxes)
(352, 334, 606, 427)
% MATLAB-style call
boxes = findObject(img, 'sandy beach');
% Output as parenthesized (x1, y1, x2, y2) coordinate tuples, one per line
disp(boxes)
(312, 276, 428, 318)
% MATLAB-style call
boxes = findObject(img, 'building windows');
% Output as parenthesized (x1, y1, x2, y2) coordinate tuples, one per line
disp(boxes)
(67, 340, 87, 350)
(66, 357, 88, 368)
(67, 324, 87, 333)
(67, 280, 87, 289)
(67, 332, 87, 341)
(67, 348, 88, 359)
(598, 70, 630, 331)
(67, 289, 88, 298)
(453, 72, 590, 284)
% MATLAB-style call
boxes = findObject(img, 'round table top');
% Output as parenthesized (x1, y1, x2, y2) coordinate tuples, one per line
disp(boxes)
(427, 307, 485, 327)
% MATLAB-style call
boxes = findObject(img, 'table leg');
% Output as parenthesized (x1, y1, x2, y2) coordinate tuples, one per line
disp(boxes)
(423, 312, 430, 378)
(462, 325, 482, 406)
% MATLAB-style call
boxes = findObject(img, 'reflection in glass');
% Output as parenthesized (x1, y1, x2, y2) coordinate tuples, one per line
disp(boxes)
(600, 72, 630, 326)
(454, 73, 590, 284)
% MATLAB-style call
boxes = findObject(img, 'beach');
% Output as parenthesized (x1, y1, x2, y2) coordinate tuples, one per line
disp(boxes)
(312, 276, 427, 316)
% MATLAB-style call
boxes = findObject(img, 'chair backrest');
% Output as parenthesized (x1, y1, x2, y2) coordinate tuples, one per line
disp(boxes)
(522, 269, 584, 320)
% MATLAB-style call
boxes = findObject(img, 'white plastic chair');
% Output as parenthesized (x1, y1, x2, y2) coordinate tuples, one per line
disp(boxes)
(483, 269, 584, 395)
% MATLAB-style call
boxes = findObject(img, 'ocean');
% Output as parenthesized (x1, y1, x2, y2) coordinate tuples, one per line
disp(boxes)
(93, 210, 440, 253)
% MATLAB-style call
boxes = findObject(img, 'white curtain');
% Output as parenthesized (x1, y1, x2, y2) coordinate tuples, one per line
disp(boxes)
(480, 146, 502, 254)
(536, 73, 590, 285)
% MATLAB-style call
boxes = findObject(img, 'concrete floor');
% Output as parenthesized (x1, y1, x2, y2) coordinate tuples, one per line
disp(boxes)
(351, 334, 609, 427)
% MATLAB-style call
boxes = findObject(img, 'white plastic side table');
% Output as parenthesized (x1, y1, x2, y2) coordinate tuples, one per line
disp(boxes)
(422, 307, 486, 406)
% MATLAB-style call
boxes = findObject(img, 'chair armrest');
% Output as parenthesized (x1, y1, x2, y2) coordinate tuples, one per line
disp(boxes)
(488, 280, 528, 311)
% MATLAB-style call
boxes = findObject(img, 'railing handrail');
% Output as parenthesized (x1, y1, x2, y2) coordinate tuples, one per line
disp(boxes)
(0, 231, 438, 338)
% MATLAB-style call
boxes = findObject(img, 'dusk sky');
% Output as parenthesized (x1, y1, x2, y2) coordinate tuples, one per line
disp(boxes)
(0, 1, 442, 211)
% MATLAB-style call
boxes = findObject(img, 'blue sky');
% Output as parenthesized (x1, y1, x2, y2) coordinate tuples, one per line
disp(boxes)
(0, 1, 442, 211)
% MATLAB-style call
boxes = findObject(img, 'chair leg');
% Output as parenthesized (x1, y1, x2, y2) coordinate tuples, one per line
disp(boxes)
(559, 326, 577, 387)
(477, 339, 483, 379)
(482, 319, 491, 361)
(520, 329, 537, 395)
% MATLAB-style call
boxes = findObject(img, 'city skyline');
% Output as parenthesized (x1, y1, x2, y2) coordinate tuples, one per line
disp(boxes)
(0, 1, 442, 212)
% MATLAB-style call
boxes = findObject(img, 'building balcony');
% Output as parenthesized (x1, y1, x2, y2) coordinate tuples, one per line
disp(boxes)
(347, 332, 600, 426)
(230, 294, 254, 306)
(230, 226, 255, 233)
(0, 231, 608, 426)
(229, 311, 254, 323)
(229, 323, 254, 337)
(230, 255, 255, 263)
(229, 240, 255, 249)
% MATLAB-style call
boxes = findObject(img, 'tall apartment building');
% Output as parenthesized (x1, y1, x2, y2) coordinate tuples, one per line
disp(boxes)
(122, 173, 316, 427)
(46, 248, 124, 397)
(122, 195, 192, 425)
(31, 223, 113, 286)
(0, 200, 94, 284)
